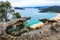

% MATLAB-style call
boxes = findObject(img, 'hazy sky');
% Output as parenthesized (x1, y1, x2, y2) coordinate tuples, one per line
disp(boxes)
(0, 0, 60, 7)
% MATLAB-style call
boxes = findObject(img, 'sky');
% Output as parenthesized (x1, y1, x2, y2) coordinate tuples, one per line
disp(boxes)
(0, 0, 60, 7)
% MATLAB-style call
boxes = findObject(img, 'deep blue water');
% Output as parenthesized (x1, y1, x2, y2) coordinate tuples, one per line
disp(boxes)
(15, 8, 57, 26)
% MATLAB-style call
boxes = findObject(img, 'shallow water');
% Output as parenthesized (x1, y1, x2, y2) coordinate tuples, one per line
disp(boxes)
(15, 8, 57, 26)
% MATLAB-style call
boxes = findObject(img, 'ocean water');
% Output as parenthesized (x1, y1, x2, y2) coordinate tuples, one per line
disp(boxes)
(15, 8, 57, 26)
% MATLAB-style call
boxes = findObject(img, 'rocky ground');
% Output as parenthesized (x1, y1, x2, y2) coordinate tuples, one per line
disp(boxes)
(0, 22, 60, 40)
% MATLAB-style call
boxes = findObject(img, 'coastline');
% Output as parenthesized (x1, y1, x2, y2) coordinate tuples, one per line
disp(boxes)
(51, 13, 60, 20)
(30, 13, 60, 29)
(30, 22, 44, 29)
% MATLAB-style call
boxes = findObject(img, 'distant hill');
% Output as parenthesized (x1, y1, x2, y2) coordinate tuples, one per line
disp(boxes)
(34, 6, 49, 10)
(14, 6, 49, 10)
(14, 7, 25, 10)
(40, 6, 60, 13)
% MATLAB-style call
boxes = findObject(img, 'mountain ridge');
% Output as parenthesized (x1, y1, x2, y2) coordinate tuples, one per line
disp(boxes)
(40, 6, 60, 13)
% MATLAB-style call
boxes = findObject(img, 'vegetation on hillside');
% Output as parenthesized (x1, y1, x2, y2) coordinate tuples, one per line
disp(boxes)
(0, 1, 21, 22)
(40, 6, 60, 13)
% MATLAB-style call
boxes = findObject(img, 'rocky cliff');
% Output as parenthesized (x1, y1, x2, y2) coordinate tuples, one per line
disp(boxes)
(0, 21, 60, 40)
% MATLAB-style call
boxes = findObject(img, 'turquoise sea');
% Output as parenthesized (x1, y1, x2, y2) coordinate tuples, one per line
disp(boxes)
(15, 8, 57, 26)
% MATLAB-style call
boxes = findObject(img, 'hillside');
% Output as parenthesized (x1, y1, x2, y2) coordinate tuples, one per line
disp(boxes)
(0, 20, 60, 40)
(40, 6, 60, 13)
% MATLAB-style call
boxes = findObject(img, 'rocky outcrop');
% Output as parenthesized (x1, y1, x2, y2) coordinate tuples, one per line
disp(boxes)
(19, 24, 60, 40)
(0, 21, 60, 40)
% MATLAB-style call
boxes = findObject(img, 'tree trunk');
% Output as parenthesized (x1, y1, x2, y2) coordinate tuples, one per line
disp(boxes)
(5, 12, 8, 22)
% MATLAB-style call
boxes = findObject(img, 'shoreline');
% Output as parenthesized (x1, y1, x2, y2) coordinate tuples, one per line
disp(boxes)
(30, 22, 44, 29)
(51, 13, 60, 20)
(30, 13, 60, 29)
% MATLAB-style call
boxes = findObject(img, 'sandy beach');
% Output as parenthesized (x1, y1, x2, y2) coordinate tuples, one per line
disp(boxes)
(30, 13, 60, 29)
(30, 22, 44, 29)
(51, 13, 60, 20)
